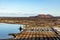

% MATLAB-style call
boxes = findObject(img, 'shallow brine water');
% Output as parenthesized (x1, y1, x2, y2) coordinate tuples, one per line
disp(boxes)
(0, 23, 22, 39)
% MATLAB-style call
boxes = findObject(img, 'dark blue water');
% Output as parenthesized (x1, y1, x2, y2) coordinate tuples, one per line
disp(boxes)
(0, 23, 21, 39)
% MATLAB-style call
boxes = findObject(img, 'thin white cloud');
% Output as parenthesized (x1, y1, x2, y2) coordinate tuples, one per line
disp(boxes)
(0, 8, 39, 17)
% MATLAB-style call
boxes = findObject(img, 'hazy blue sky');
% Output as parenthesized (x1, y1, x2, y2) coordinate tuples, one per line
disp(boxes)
(0, 0, 60, 17)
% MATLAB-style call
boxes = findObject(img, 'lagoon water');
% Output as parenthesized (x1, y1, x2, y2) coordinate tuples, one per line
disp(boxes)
(0, 23, 21, 39)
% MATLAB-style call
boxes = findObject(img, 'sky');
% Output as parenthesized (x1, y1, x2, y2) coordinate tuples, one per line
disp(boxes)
(0, 0, 60, 17)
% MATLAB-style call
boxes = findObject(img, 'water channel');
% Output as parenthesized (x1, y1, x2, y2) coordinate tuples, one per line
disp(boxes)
(0, 23, 23, 39)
